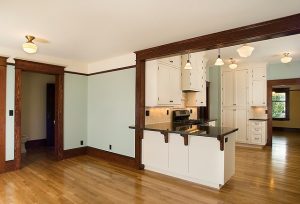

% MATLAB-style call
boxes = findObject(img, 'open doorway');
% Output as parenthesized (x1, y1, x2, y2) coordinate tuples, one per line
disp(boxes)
(14, 59, 64, 170)
(21, 72, 56, 166)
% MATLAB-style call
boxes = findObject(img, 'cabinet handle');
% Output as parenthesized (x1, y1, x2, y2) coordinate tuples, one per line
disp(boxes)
(170, 100, 173, 103)
(233, 104, 236, 105)
(170, 60, 173, 63)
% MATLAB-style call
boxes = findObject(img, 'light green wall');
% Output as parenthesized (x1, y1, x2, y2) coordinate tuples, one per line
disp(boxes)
(64, 73, 88, 150)
(209, 66, 221, 126)
(87, 69, 135, 157)
(267, 60, 300, 80)
(5, 65, 15, 161)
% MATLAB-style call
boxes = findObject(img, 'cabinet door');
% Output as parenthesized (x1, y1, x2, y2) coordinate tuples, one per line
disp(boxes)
(253, 67, 266, 80)
(235, 70, 248, 107)
(157, 64, 171, 105)
(252, 80, 266, 106)
(235, 109, 248, 143)
(169, 67, 182, 105)
(222, 71, 234, 107)
(222, 108, 235, 128)
(142, 131, 169, 170)
(169, 134, 188, 175)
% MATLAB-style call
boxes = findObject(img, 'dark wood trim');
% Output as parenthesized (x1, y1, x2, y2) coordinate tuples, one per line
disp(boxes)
(88, 65, 135, 76)
(7, 62, 15, 66)
(0, 56, 8, 173)
(64, 71, 89, 76)
(267, 78, 300, 146)
(272, 127, 300, 132)
(14, 59, 64, 74)
(135, 14, 300, 60)
(64, 147, 87, 159)
(14, 60, 65, 170)
(86, 147, 136, 169)
(25, 139, 47, 149)
(134, 14, 300, 169)
(4, 160, 16, 172)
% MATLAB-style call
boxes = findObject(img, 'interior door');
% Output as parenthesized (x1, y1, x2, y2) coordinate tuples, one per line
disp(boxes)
(46, 83, 55, 147)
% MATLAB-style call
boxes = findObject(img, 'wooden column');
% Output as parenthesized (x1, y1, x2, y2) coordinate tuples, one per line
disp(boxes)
(0, 57, 8, 173)
(55, 74, 64, 160)
(14, 68, 22, 170)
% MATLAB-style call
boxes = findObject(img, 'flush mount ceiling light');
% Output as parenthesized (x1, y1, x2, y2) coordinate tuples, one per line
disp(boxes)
(237, 44, 254, 58)
(184, 52, 192, 70)
(229, 58, 238, 69)
(281, 53, 292, 63)
(214, 48, 224, 66)
(22, 35, 38, 54)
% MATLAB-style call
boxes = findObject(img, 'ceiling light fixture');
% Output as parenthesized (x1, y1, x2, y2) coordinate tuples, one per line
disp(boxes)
(184, 52, 192, 70)
(237, 44, 254, 58)
(280, 53, 292, 64)
(214, 48, 224, 66)
(22, 35, 38, 54)
(229, 58, 238, 69)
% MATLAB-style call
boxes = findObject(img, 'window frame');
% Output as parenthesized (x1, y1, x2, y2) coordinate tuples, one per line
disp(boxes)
(272, 88, 290, 121)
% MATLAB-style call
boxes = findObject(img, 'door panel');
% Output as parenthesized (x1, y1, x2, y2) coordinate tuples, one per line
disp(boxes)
(235, 70, 248, 107)
(157, 64, 170, 105)
(235, 109, 247, 143)
(222, 71, 234, 107)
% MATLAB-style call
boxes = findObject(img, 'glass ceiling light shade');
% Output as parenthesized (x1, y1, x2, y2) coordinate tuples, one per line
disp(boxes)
(22, 35, 37, 54)
(184, 52, 192, 69)
(214, 48, 224, 66)
(281, 53, 292, 63)
(237, 44, 254, 58)
(229, 58, 237, 69)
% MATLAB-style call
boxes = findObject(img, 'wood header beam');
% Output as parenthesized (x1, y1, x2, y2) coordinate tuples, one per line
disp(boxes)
(14, 59, 65, 75)
(135, 13, 300, 60)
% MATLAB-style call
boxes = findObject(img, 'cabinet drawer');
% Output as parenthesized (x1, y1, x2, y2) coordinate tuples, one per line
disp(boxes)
(250, 121, 262, 127)
(251, 133, 262, 144)
(251, 127, 262, 134)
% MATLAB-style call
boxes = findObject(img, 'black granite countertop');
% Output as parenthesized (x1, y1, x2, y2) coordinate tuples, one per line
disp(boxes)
(129, 122, 237, 138)
(249, 118, 268, 121)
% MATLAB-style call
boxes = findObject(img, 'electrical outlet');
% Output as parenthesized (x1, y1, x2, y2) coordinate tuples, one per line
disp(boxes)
(80, 140, 83, 145)
(9, 110, 14, 116)
(109, 145, 112, 150)
(167, 110, 169, 115)
(190, 109, 192, 113)
(146, 110, 150, 116)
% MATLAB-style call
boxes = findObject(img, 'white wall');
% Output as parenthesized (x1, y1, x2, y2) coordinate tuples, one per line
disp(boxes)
(88, 53, 135, 73)
(64, 73, 88, 150)
(87, 68, 136, 157)
(5, 65, 15, 161)
(21, 72, 55, 141)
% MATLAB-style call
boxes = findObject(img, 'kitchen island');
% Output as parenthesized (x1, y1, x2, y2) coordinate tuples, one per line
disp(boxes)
(130, 123, 238, 189)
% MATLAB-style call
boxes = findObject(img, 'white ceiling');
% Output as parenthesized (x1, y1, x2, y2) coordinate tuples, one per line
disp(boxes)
(0, 0, 300, 63)
(205, 34, 300, 66)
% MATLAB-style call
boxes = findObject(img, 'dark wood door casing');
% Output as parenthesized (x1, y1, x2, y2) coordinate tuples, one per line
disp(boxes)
(134, 14, 300, 169)
(267, 78, 300, 146)
(0, 56, 8, 173)
(14, 59, 65, 169)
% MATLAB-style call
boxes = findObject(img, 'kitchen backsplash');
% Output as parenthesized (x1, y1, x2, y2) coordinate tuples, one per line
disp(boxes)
(145, 107, 198, 125)
(249, 106, 268, 119)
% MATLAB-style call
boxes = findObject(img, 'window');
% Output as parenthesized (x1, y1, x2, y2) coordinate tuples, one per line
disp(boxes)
(272, 88, 289, 120)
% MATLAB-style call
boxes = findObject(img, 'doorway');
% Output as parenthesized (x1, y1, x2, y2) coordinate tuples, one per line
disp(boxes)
(14, 59, 64, 170)
(267, 78, 300, 146)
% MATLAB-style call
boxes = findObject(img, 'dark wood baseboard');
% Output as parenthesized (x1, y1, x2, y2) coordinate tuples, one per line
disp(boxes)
(86, 147, 136, 168)
(25, 139, 47, 149)
(5, 160, 16, 172)
(273, 127, 300, 132)
(63, 147, 87, 159)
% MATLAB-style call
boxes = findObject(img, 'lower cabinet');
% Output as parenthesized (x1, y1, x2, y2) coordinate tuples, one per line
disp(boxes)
(248, 120, 267, 145)
(142, 130, 235, 189)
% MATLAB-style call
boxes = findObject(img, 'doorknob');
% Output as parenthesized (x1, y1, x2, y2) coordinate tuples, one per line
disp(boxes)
(53, 120, 56, 125)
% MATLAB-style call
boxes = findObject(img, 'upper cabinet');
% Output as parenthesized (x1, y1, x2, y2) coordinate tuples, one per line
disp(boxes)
(250, 66, 267, 106)
(146, 57, 182, 106)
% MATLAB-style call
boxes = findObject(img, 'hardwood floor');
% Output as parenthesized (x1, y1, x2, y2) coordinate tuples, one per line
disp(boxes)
(0, 131, 300, 204)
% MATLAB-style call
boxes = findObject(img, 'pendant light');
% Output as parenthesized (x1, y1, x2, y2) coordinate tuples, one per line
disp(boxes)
(214, 48, 224, 66)
(229, 58, 237, 69)
(22, 35, 38, 54)
(184, 52, 192, 70)
(237, 44, 254, 58)
(281, 53, 292, 64)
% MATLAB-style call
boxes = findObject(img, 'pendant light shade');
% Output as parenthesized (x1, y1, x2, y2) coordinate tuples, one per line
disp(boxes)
(214, 48, 224, 66)
(229, 58, 237, 69)
(281, 53, 292, 64)
(22, 35, 37, 54)
(184, 52, 192, 69)
(237, 44, 254, 58)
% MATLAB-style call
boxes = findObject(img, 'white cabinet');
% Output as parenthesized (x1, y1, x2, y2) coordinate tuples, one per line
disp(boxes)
(142, 131, 169, 171)
(248, 120, 267, 145)
(146, 58, 182, 106)
(158, 56, 181, 68)
(222, 69, 248, 108)
(250, 67, 267, 106)
(222, 108, 248, 143)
